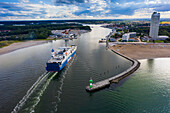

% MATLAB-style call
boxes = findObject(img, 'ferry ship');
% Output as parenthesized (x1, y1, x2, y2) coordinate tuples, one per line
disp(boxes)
(46, 45, 77, 72)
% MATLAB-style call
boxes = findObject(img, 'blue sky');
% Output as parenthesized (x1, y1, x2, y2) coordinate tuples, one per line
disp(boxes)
(0, 0, 170, 20)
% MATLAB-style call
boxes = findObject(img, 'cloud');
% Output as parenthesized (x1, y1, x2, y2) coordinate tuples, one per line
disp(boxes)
(73, 1, 138, 17)
(0, 2, 80, 20)
(74, 0, 170, 17)
(0, 2, 46, 19)
(19, 0, 29, 3)
(151, 4, 170, 12)
(54, 0, 87, 5)
(0, 0, 170, 20)
(0, 2, 24, 11)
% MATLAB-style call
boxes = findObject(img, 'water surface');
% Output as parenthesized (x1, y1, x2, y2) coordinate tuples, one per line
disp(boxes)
(0, 25, 132, 112)
(1, 25, 169, 113)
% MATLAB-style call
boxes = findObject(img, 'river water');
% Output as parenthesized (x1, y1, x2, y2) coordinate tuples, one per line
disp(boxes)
(0, 25, 169, 113)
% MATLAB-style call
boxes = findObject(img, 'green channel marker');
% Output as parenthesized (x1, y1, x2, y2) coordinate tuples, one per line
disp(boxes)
(89, 79, 93, 83)
(90, 84, 93, 88)
(89, 79, 93, 88)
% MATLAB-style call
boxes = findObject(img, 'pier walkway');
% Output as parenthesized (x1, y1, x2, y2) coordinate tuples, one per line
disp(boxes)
(86, 45, 140, 92)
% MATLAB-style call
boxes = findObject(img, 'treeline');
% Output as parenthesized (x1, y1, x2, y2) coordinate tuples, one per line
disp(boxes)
(129, 27, 149, 36)
(159, 26, 170, 37)
(129, 26, 170, 37)
(0, 24, 91, 40)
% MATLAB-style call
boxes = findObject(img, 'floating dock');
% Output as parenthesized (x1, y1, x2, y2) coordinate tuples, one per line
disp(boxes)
(86, 46, 140, 92)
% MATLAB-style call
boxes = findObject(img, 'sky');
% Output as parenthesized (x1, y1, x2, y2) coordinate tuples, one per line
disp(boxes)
(0, 0, 170, 20)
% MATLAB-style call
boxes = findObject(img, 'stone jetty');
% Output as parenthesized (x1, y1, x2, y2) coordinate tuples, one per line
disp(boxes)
(86, 46, 140, 92)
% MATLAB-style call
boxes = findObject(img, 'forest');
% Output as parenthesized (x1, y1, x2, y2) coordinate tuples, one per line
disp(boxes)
(0, 23, 91, 41)
(129, 26, 170, 37)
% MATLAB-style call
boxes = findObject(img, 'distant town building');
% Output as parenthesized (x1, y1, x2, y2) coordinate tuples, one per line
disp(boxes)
(122, 33, 128, 41)
(129, 32, 136, 38)
(13, 24, 25, 26)
(149, 12, 160, 39)
(109, 38, 116, 42)
(141, 35, 169, 41)
(157, 36, 169, 40)
(112, 29, 116, 33)
(0, 30, 11, 33)
(122, 32, 137, 42)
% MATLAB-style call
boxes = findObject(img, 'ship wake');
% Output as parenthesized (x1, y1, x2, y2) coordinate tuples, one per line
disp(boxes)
(12, 55, 76, 113)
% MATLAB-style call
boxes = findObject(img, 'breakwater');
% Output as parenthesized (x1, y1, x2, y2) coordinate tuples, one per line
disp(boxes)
(86, 46, 140, 92)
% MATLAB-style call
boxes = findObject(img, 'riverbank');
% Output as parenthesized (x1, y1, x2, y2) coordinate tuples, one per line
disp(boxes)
(0, 29, 91, 55)
(110, 43, 170, 60)
(0, 40, 47, 55)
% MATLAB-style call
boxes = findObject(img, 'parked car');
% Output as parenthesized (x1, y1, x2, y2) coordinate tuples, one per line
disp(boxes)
(99, 38, 106, 43)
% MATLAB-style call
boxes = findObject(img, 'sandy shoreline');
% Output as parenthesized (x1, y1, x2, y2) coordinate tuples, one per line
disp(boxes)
(0, 30, 91, 56)
(110, 43, 170, 60)
(0, 40, 47, 55)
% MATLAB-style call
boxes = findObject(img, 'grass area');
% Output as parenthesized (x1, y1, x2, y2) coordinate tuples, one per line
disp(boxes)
(141, 40, 170, 43)
(118, 39, 122, 42)
(0, 40, 24, 48)
(153, 40, 165, 43)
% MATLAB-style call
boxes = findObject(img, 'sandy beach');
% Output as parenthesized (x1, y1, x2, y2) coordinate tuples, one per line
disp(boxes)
(0, 29, 91, 56)
(0, 40, 47, 55)
(110, 43, 170, 60)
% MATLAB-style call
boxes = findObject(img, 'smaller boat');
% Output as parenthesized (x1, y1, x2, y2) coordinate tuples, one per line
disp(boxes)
(99, 38, 106, 43)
